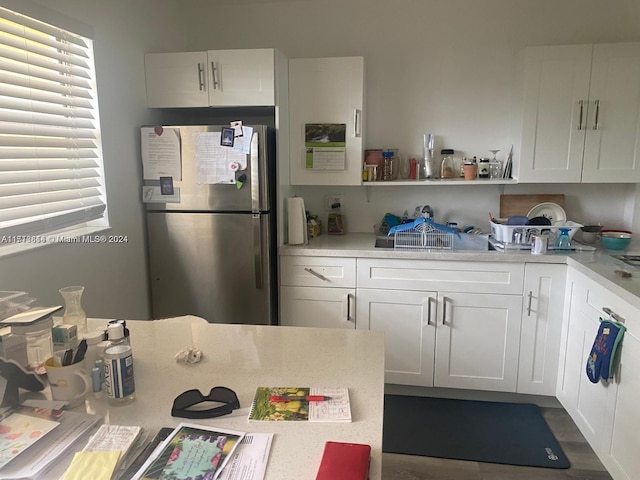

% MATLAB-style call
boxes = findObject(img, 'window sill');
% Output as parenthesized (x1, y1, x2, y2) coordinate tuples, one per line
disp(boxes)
(0, 224, 112, 259)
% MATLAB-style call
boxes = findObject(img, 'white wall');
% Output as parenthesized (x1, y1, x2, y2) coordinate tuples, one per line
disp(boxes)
(0, 0, 187, 319)
(182, 0, 640, 234)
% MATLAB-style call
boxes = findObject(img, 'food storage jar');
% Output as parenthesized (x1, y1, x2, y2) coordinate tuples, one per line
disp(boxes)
(440, 149, 455, 178)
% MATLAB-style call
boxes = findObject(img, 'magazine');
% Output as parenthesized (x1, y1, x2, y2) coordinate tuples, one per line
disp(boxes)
(247, 387, 351, 422)
(132, 423, 245, 480)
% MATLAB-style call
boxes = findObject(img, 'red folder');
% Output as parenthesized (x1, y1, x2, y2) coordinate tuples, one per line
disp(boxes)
(315, 441, 371, 480)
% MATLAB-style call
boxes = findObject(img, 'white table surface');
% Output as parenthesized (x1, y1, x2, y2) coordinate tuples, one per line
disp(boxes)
(71, 317, 385, 479)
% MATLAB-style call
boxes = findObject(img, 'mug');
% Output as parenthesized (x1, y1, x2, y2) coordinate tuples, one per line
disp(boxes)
(44, 357, 91, 408)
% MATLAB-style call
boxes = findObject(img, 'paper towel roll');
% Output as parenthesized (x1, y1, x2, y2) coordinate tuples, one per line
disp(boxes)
(288, 197, 308, 245)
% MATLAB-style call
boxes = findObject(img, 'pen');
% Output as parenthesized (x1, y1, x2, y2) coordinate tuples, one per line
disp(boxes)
(269, 395, 332, 403)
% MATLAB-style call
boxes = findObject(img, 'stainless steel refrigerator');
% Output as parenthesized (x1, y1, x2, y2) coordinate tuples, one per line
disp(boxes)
(143, 125, 277, 324)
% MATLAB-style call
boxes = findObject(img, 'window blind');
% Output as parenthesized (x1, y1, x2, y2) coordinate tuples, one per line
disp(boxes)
(0, 6, 107, 240)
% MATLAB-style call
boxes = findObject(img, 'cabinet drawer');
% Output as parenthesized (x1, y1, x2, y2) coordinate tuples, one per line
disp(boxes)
(357, 259, 524, 294)
(280, 256, 356, 288)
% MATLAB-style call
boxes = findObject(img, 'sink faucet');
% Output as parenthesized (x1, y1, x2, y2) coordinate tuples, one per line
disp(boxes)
(421, 205, 434, 220)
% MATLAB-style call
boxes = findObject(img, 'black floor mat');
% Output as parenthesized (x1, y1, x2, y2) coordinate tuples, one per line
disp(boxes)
(383, 395, 570, 469)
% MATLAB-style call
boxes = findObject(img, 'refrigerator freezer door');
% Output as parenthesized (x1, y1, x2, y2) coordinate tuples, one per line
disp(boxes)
(145, 125, 275, 213)
(147, 211, 276, 324)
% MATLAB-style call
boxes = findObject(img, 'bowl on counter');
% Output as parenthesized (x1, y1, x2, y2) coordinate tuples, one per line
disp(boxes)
(600, 230, 632, 251)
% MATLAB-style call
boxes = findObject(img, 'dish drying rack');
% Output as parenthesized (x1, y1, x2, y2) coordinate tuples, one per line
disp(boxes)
(393, 223, 454, 250)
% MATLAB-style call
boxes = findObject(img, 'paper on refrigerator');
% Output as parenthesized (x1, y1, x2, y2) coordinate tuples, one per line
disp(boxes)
(194, 132, 247, 184)
(141, 127, 182, 180)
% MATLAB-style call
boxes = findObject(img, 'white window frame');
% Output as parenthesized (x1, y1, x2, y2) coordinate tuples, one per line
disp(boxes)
(0, 4, 109, 257)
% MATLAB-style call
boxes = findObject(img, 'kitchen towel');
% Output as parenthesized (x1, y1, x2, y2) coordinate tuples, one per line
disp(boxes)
(586, 319, 626, 383)
(287, 197, 308, 245)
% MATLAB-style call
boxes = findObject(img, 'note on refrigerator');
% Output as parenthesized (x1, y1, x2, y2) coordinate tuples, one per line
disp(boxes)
(141, 127, 182, 180)
(194, 132, 246, 184)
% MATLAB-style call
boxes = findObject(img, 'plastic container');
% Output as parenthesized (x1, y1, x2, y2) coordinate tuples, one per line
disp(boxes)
(440, 149, 455, 179)
(14, 317, 54, 372)
(490, 220, 582, 245)
(104, 323, 135, 406)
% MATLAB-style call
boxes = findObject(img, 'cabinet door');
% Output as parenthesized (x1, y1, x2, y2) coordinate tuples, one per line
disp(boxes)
(434, 292, 523, 392)
(517, 264, 566, 395)
(145, 52, 209, 108)
(289, 57, 364, 186)
(207, 49, 275, 106)
(280, 286, 355, 329)
(356, 289, 436, 387)
(517, 45, 592, 183)
(557, 271, 618, 455)
(606, 333, 640, 480)
(582, 43, 640, 183)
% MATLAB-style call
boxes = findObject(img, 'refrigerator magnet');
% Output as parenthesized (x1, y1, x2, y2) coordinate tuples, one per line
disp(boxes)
(160, 176, 174, 195)
(221, 127, 235, 147)
(230, 120, 243, 137)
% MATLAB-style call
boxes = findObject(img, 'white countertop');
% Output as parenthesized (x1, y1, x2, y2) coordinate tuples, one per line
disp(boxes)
(280, 233, 640, 310)
(56, 317, 385, 480)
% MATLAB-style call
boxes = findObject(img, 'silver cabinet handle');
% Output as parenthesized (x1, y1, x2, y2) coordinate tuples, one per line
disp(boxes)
(347, 293, 354, 322)
(441, 296, 450, 325)
(197, 63, 205, 91)
(304, 267, 329, 282)
(593, 99, 600, 130)
(577, 100, 584, 130)
(527, 291, 533, 317)
(210, 61, 219, 90)
(602, 307, 625, 324)
(425, 297, 435, 326)
(353, 109, 361, 138)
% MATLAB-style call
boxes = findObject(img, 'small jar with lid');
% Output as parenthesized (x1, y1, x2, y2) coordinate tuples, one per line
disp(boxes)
(478, 157, 490, 179)
(440, 149, 455, 179)
(382, 151, 394, 181)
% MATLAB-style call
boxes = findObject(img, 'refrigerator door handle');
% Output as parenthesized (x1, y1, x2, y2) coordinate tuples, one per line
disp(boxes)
(253, 213, 264, 290)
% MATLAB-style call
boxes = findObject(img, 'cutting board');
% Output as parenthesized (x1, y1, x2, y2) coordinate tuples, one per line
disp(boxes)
(499, 194, 565, 218)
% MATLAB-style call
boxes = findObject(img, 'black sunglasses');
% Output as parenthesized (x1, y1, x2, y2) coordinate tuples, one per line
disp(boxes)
(171, 386, 240, 419)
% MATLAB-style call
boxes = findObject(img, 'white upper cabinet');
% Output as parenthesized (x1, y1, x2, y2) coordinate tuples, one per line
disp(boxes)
(517, 43, 640, 183)
(145, 49, 278, 108)
(289, 57, 364, 186)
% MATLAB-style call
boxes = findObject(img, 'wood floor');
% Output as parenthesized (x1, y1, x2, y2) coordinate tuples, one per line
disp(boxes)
(381, 406, 613, 480)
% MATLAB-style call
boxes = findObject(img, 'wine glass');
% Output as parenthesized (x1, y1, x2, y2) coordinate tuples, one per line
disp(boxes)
(488, 150, 501, 179)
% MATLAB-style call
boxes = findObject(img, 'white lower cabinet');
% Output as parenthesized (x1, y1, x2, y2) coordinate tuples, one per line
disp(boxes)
(517, 263, 567, 395)
(433, 292, 522, 391)
(558, 267, 640, 480)
(356, 259, 524, 391)
(279, 256, 356, 329)
(355, 288, 435, 386)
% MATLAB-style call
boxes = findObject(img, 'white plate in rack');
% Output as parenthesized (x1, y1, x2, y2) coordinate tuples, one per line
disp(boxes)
(527, 202, 567, 226)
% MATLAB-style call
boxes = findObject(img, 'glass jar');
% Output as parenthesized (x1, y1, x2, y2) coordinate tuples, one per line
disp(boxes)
(478, 158, 490, 179)
(440, 149, 455, 178)
(382, 151, 394, 180)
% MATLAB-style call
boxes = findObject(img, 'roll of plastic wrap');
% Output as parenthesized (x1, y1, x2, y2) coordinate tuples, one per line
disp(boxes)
(287, 197, 308, 245)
